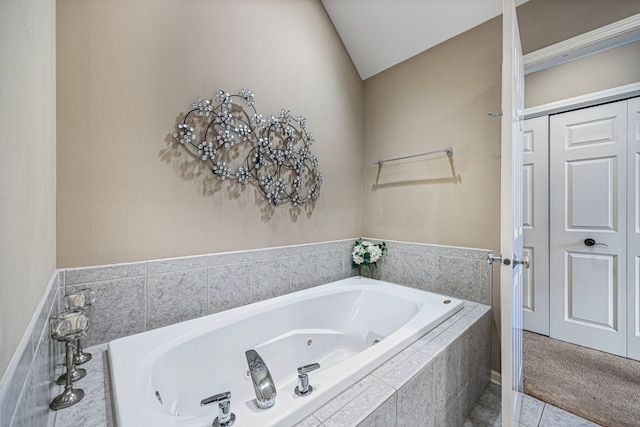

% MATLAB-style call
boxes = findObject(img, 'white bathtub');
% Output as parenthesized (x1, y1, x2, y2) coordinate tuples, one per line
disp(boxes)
(108, 277, 463, 427)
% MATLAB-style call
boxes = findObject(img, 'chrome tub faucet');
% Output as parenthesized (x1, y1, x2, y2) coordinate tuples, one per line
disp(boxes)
(245, 349, 277, 409)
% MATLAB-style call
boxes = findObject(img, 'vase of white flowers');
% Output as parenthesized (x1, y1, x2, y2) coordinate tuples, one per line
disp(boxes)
(352, 239, 387, 278)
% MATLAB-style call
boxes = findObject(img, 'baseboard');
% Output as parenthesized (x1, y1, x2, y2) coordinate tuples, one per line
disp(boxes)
(491, 369, 501, 386)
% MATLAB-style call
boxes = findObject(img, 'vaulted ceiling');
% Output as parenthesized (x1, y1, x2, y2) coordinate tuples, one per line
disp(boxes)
(322, 0, 529, 80)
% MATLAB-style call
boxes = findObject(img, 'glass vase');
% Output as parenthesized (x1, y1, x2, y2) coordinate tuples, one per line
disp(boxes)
(359, 264, 371, 278)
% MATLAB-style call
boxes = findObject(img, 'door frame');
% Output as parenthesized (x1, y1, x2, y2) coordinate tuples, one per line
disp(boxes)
(523, 13, 640, 75)
(501, 0, 524, 424)
(522, 11, 640, 119)
(525, 82, 640, 120)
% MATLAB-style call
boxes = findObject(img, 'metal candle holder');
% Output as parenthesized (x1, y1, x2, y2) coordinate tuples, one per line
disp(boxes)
(50, 309, 89, 410)
(64, 288, 95, 365)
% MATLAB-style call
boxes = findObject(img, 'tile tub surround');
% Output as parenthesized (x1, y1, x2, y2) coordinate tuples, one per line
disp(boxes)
(0, 271, 61, 427)
(370, 239, 492, 306)
(49, 302, 492, 427)
(62, 239, 355, 348)
(0, 238, 492, 427)
(60, 238, 492, 348)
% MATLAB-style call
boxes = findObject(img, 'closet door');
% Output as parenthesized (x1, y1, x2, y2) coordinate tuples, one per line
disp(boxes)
(628, 97, 640, 361)
(549, 100, 627, 356)
(523, 116, 549, 335)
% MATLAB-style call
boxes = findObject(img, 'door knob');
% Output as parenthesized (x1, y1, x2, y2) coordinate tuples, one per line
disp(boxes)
(584, 238, 608, 247)
(513, 256, 530, 269)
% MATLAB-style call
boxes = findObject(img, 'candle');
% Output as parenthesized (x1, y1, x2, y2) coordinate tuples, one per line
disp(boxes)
(79, 288, 96, 306)
(64, 293, 86, 309)
(50, 309, 89, 339)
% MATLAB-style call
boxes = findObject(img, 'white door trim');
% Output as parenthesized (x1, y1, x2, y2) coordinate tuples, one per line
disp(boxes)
(627, 97, 640, 361)
(501, 0, 524, 423)
(524, 82, 640, 120)
(524, 13, 640, 75)
(522, 116, 549, 335)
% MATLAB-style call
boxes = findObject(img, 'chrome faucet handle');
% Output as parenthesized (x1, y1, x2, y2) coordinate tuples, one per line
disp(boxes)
(295, 363, 320, 396)
(298, 363, 320, 375)
(201, 391, 235, 427)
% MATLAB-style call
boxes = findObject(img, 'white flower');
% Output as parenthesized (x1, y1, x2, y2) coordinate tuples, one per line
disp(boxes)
(352, 240, 386, 267)
(369, 245, 382, 262)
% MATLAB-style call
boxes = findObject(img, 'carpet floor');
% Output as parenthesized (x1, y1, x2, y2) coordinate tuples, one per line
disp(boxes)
(523, 331, 640, 427)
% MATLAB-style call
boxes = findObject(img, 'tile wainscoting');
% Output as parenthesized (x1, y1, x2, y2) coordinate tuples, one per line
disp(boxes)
(0, 238, 492, 427)
(0, 272, 62, 427)
(372, 239, 492, 306)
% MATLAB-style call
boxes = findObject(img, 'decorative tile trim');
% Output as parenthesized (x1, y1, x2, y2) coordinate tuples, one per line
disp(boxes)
(64, 262, 146, 286)
(322, 381, 396, 427)
(314, 376, 378, 422)
(147, 255, 208, 275)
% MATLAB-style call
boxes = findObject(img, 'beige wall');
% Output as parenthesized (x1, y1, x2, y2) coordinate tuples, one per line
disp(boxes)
(362, 0, 640, 372)
(0, 0, 57, 379)
(525, 41, 640, 108)
(57, 0, 364, 268)
(363, 15, 503, 370)
(52, 0, 640, 376)
(363, 18, 502, 252)
(518, 0, 640, 54)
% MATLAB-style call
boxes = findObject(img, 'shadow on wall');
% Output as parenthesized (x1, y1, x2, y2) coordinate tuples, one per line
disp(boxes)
(158, 114, 317, 223)
(371, 152, 462, 190)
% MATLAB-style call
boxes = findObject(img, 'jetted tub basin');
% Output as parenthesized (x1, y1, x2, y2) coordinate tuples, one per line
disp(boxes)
(108, 277, 464, 427)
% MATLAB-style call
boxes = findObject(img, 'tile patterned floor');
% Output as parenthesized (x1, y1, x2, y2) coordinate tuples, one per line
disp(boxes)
(464, 383, 601, 427)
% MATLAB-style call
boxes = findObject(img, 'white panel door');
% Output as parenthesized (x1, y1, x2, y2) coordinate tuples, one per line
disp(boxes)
(500, 0, 525, 424)
(523, 116, 549, 335)
(628, 97, 640, 361)
(550, 101, 627, 356)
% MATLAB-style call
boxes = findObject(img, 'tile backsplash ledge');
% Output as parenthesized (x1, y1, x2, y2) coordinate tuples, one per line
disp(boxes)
(0, 237, 491, 427)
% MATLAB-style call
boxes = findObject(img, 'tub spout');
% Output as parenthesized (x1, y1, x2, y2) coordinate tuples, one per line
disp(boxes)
(245, 349, 277, 409)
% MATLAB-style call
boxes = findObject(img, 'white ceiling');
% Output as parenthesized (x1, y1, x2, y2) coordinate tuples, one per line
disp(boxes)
(322, 0, 529, 80)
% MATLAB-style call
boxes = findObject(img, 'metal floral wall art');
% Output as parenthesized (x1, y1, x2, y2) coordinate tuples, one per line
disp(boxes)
(172, 89, 322, 207)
